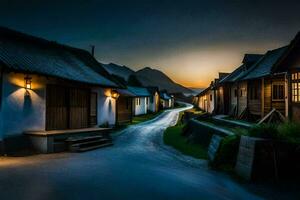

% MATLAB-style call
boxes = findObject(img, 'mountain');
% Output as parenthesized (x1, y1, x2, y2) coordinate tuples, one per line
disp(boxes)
(189, 87, 205, 94)
(101, 63, 134, 81)
(134, 67, 193, 94)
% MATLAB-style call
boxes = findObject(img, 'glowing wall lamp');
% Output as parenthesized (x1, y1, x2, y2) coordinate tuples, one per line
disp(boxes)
(111, 90, 120, 99)
(24, 75, 32, 90)
(24, 75, 32, 97)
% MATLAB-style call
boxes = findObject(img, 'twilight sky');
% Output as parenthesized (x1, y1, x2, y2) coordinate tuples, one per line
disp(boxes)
(1, 0, 300, 88)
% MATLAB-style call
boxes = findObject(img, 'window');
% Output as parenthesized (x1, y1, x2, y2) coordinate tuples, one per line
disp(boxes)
(146, 97, 149, 105)
(292, 72, 300, 102)
(240, 88, 246, 97)
(272, 83, 284, 101)
(136, 98, 140, 106)
(210, 94, 212, 101)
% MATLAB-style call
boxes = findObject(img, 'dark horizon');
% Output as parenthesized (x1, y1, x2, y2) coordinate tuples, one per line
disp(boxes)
(1, 0, 300, 87)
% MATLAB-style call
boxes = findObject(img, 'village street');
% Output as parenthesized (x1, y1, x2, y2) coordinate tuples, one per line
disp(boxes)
(0, 105, 263, 200)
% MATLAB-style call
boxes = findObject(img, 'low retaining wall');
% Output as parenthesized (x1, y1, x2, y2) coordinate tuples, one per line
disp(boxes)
(235, 136, 300, 181)
(184, 119, 233, 147)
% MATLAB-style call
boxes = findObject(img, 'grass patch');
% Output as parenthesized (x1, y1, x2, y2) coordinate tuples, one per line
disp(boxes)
(131, 110, 164, 125)
(163, 111, 208, 159)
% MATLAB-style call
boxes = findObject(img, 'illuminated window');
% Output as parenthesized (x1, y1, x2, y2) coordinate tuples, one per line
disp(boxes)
(240, 88, 246, 97)
(292, 72, 300, 102)
(136, 98, 140, 105)
(272, 83, 284, 100)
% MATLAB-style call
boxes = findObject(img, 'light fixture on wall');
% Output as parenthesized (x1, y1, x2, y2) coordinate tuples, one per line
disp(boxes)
(111, 90, 120, 99)
(24, 75, 32, 90)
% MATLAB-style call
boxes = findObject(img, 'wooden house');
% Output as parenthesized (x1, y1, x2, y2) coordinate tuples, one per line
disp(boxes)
(271, 32, 300, 122)
(0, 27, 120, 153)
(240, 48, 288, 120)
(147, 87, 160, 113)
(197, 83, 215, 113)
(160, 91, 174, 109)
(213, 73, 230, 115)
(127, 86, 151, 116)
(115, 89, 134, 125)
(219, 54, 263, 118)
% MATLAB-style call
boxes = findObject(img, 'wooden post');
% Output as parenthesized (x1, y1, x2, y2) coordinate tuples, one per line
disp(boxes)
(261, 78, 265, 118)
(285, 73, 289, 118)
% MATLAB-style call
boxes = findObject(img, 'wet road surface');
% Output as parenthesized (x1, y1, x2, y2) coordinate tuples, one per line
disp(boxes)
(0, 106, 265, 200)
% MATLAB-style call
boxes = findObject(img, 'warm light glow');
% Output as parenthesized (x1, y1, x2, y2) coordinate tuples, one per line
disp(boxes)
(24, 75, 32, 90)
(111, 90, 120, 99)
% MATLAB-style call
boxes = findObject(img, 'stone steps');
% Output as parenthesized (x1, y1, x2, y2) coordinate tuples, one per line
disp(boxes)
(67, 135, 113, 152)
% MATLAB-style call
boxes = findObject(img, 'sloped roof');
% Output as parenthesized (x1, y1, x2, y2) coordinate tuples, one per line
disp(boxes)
(242, 46, 288, 80)
(0, 27, 118, 87)
(160, 92, 171, 100)
(220, 54, 264, 83)
(147, 87, 159, 95)
(219, 64, 246, 83)
(117, 89, 135, 97)
(242, 54, 263, 64)
(127, 86, 151, 97)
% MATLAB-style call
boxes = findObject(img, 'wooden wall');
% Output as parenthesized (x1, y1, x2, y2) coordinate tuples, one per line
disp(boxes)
(238, 81, 248, 116)
(264, 76, 285, 116)
(117, 96, 133, 124)
(229, 84, 238, 115)
(248, 80, 262, 116)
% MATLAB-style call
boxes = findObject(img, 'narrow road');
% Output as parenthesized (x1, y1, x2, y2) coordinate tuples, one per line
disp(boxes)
(0, 105, 264, 200)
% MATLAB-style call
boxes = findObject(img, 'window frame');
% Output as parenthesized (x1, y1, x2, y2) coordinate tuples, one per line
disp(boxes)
(272, 82, 285, 101)
(291, 72, 300, 103)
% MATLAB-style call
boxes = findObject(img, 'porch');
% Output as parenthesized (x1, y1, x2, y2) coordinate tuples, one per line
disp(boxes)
(24, 127, 112, 153)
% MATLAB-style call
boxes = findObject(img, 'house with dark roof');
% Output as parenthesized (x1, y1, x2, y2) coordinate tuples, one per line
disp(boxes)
(115, 89, 135, 125)
(210, 72, 230, 114)
(0, 27, 121, 153)
(147, 87, 160, 113)
(263, 32, 300, 122)
(160, 91, 174, 109)
(219, 54, 263, 118)
(239, 47, 288, 120)
(127, 86, 152, 115)
(197, 82, 215, 113)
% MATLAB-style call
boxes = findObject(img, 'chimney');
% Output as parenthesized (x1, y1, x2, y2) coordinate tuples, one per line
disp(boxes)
(90, 45, 95, 57)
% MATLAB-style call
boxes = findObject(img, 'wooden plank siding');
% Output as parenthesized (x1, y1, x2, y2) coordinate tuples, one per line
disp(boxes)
(46, 85, 91, 130)
(117, 96, 133, 124)
(69, 88, 90, 129)
(237, 81, 248, 116)
(263, 76, 286, 116)
(248, 80, 262, 116)
(229, 84, 238, 115)
(46, 85, 68, 130)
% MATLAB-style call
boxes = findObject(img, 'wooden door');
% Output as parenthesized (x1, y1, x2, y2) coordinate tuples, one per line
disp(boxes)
(69, 88, 90, 129)
(46, 85, 68, 130)
(46, 85, 90, 130)
(117, 96, 132, 124)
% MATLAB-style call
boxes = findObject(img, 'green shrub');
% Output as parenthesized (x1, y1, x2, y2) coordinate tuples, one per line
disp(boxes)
(247, 124, 279, 139)
(244, 122, 300, 144)
(278, 122, 300, 143)
(211, 135, 240, 171)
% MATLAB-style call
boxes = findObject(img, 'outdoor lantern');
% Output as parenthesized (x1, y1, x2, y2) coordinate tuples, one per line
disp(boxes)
(111, 90, 120, 99)
(24, 75, 32, 90)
